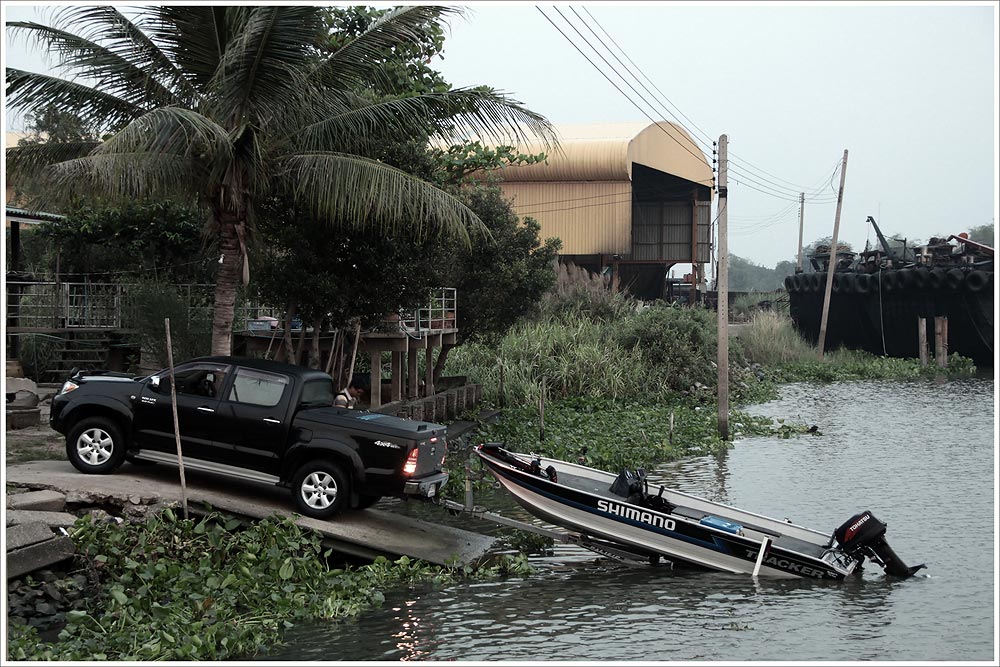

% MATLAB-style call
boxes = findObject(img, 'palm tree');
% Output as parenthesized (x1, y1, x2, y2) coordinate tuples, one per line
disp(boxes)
(5, 5, 554, 354)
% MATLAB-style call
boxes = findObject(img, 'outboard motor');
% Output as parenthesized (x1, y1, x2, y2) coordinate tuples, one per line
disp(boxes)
(834, 510, 925, 578)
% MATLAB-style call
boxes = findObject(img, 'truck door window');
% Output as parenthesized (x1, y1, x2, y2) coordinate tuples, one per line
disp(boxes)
(300, 378, 335, 409)
(155, 364, 229, 398)
(227, 368, 289, 407)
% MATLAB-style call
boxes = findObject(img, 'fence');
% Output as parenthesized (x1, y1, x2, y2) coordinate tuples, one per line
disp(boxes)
(5, 281, 456, 333)
(4, 281, 277, 331)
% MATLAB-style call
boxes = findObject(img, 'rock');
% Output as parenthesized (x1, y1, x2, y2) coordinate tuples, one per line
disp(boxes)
(42, 583, 65, 602)
(35, 602, 56, 615)
(5, 407, 41, 430)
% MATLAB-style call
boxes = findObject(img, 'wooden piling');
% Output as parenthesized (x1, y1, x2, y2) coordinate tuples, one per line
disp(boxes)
(917, 317, 928, 366)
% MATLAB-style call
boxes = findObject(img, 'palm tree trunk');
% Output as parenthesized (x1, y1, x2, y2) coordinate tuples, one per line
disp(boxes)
(211, 216, 243, 356)
(308, 317, 324, 369)
(280, 303, 298, 363)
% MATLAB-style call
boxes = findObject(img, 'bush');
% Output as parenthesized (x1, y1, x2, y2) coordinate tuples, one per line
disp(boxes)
(537, 263, 637, 324)
(614, 305, 724, 395)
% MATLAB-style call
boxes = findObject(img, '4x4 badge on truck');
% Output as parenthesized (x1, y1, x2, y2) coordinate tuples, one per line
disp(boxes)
(375, 440, 401, 449)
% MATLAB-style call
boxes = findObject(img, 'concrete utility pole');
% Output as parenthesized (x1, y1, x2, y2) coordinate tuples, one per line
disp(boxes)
(817, 150, 849, 359)
(796, 192, 805, 273)
(716, 134, 730, 440)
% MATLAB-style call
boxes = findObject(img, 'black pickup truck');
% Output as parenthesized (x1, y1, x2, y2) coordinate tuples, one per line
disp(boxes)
(49, 356, 449, 519)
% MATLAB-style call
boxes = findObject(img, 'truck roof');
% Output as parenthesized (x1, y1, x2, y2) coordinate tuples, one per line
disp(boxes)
(187, 356, 334, 383)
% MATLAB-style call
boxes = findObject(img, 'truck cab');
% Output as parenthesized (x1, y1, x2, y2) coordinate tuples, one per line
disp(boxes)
(50, 356, 449, 519)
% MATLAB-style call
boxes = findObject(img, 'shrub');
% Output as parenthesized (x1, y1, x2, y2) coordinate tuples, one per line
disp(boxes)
(739, 310, 814, 365)
(537, 262, 637, 324)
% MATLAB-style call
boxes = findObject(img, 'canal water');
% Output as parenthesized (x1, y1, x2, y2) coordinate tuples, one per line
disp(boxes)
(261, 378, 996, 662)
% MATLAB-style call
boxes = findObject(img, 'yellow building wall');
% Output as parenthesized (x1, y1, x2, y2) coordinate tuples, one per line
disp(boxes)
(501, 180, 632, 255)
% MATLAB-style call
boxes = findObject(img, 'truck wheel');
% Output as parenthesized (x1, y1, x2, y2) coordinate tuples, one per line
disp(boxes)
(292, 460, 349, 519)
(66, 417, 127, 474)
(355, 494, 382, 510)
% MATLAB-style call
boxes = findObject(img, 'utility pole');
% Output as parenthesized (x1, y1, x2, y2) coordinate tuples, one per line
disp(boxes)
(817, 150, 849, 359)
(716, 134, 729, 440)
(796, 192, 805, 273)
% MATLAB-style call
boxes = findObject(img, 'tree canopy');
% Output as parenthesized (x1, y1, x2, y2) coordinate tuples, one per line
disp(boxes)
(6, 5, 556, 354)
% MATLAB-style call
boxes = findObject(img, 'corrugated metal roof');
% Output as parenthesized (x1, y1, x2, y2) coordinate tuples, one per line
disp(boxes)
(499, 121, 713, 188)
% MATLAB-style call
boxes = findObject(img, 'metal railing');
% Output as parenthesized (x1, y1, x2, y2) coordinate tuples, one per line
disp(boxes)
(4, 281, 278, 330)
(4, 281, 456, 334)
(381, 287, 458, 334)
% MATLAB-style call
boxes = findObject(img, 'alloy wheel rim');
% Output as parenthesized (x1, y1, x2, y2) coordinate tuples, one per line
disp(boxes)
(301, 471, 338, 509)
(76, 428, 114, 466)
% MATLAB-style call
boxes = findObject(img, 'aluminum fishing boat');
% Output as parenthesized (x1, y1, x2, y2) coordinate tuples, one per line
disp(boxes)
(476, 443, 923, 580)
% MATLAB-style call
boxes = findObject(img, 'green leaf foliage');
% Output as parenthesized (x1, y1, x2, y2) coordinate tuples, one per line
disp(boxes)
(6, 511, 532, 661)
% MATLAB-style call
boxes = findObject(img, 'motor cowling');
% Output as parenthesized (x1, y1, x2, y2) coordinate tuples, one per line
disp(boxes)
(834, 510, 925, 578)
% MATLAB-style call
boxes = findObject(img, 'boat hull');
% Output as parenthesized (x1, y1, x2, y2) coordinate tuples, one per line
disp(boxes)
(477, 446, 856, 580)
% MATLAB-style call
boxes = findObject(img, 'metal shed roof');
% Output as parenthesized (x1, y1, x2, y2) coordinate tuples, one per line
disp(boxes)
(500, 121, 714, 188)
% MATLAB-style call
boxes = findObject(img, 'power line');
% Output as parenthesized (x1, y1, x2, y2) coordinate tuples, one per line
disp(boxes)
(573, 6, 847, 197)
(539, 6, 714, 185)
(575, 6, 715, 154)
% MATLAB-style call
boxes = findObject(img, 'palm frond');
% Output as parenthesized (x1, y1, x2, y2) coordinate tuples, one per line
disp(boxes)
(95, 107, 233, 169)
(46, 152, 207, 205)
(292, 87, 557, 155)
(208, 6, 326, 127)
(5, 141, 101, 185)
(51, 6, 202, 105)
(6, 20, 179, 110)
(310, 6, 460, 90)
(143, 6, 232, 91)
(5, 68, 143, 132)
(276, 152, 491, 246)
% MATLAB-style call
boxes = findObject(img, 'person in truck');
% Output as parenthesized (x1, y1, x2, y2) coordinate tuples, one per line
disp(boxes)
(334, 377, 367, 409)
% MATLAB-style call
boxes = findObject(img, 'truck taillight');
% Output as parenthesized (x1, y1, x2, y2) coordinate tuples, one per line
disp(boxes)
(403, 448, 419, 476)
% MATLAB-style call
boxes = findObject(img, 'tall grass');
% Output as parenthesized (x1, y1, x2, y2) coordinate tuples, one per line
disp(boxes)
(738, 310, 814, 365)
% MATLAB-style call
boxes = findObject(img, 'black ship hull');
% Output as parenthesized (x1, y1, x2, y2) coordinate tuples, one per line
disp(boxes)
(785, 267, 994, 366)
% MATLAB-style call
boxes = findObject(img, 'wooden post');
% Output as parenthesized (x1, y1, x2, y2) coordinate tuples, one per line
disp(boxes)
(796, 192, 805, 273)
(917, 317, 928, 366)
(935, 316, 949, 368)
(498, 362, 506, 408)
(346, 321, 361, 383)
(164, 318, 189, 520)
(424, 344, 435, 398)
(391, 351, 402, 402)
(934, 316, 944, 368)
(817, 149, 850, 359)
(716, 134, 730, 440)
(539, 377, 546, 441)
(407, 347, 419, 398)
(369, 351, 381, 408)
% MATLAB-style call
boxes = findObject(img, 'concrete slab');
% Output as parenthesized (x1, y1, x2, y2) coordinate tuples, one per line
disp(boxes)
(6, 510, 79, 528)
(5, 461, 498, 567)
(7, 490, 66, 512)
(6, 535, 75, 580)
(6, 522, 56, 551)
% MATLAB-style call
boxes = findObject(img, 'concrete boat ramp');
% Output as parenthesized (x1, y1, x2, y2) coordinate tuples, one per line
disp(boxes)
(6, 461, 498, 567)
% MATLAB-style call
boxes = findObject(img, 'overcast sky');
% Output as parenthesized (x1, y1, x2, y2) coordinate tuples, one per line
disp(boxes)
(3, 2, 997, 268)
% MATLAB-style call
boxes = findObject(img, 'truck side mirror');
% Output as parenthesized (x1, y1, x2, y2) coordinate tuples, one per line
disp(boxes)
(150, 376, 170, 394)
